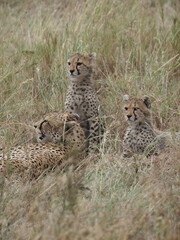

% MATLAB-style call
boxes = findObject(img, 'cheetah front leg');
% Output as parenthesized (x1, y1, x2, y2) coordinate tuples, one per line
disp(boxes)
(88, 117, 102, 154)
(122, 141, 134, 158)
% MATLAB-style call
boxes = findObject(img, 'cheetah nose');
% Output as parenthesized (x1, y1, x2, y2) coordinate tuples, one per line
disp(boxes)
(127, 115, 132, 119)
(70, 70, 75, 74)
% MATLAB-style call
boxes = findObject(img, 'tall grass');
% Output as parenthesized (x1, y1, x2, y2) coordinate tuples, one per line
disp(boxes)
(0, 0, 180, 239)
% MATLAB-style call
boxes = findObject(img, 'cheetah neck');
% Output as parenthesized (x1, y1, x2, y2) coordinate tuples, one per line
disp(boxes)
(128, 121, 154, 132)
(69, 74, 92, 86)
(72, 82, 92, 89)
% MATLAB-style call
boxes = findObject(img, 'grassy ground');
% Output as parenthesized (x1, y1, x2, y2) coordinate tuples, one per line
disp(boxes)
(0, 0, 180, 239)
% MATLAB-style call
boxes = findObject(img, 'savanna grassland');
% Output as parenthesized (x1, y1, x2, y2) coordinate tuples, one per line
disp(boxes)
(0, 0, 180, 239)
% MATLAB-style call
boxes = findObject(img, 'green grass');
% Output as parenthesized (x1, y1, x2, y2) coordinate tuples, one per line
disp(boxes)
(0, 0, 180, 239)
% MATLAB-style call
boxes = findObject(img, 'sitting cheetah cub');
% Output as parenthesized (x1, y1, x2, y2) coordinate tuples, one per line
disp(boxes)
(65, 52, 103, 153)
(122, 95, 166, 158)
(0, 112, 86, 179)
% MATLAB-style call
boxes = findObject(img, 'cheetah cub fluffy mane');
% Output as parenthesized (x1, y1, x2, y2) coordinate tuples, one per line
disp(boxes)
(65, 52, 103, 153)
(0, 112, 86, 179)
(122, 95, 166, 158)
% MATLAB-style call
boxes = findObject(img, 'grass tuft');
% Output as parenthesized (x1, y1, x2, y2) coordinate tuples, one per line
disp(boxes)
(0, 0, 180, 239)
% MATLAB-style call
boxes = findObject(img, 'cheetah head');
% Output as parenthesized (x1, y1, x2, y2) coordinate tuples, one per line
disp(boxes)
(123, 95, 151, 125)
(67, 52, 96, 81)
(34, 112, 80, 143)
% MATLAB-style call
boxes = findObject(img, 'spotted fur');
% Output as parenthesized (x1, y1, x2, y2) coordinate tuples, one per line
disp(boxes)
(34, 112, 85, 150)
(65, 52, 103, 153)
(0, 112, 86, 178)
(122, 95, 166, 158)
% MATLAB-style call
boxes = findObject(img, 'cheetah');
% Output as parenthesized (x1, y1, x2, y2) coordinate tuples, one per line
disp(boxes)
(65, 52, 104, 153)
(0, 112, 86, 178)
(122, 95, 166, 158)
(34, 112, 86, 150)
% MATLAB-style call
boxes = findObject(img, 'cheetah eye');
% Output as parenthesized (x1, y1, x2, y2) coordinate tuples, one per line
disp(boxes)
(67, 62, 71, 65)
(34, 125, 37, 128)
(133, 107, 139, 111)
(77, 62, 82, 66)
(124, 107, 128, 110)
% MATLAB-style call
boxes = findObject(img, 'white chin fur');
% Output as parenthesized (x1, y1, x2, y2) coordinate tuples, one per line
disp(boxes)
(69, 73, 78, 77)
(126, 116, 136, 121)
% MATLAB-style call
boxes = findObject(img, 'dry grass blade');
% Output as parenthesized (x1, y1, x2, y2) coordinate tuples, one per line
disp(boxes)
(0, 0, 180, 239)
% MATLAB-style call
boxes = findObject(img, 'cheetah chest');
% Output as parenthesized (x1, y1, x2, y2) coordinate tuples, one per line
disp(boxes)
(67, 88, 91, 119)
(73, 94, 84, 106)
(123, 126, 156, 153)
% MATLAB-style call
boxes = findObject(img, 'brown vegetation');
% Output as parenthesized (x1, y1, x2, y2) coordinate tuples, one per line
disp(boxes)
(0, 0, 179, 239)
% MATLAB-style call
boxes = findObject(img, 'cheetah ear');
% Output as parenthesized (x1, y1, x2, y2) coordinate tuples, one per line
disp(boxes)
(89, 52, 96, 59)
(66, 113, 79, 122)
(71, 113, 80, 121)
(142, 96, 151, 109)
(123, 94, 129, 101)
(65, 113, 79, 129)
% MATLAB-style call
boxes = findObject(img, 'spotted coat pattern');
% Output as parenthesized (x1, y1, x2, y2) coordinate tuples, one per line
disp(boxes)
(65, 52, 103, 153)
(122, 95, 166, 158)
(0, 112, 86, 178)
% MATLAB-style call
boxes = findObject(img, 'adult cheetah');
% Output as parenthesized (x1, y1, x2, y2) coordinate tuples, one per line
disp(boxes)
(0, 112, 86, 178)
(65, 52, 104, 153)
(122, 95, 166, 158)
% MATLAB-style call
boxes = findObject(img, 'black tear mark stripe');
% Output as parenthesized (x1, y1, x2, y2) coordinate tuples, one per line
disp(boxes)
(133, 110, 137, 120)
(76, 58, 80, 75)
(39, 120, 47, 131)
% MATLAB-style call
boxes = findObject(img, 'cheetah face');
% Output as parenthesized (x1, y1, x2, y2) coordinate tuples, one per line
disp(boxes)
(123, 95, 151, 124)
(67, 52, 96, 81)
(34, 120, 51, 142)
(34, 119, 57, 143)
(34, 112, 80, 143)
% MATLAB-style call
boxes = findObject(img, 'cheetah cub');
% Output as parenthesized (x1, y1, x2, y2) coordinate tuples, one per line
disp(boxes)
(0, 112, 86, 179)
(122, 95, 166, 158)
(65, 52, 103, 153)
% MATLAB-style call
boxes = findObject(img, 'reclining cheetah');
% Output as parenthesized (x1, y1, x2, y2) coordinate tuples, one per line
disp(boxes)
(34, 112, 85, 149)
(122, 95, 166, 158)
(65, 52, 103, 153)
(0, 112, 86, 178)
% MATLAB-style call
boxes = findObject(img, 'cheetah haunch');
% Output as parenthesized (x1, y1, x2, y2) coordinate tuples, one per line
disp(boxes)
(122, 95, 166, 158)
(65, 52, 104, 153)
(0, 112, 86, 179)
